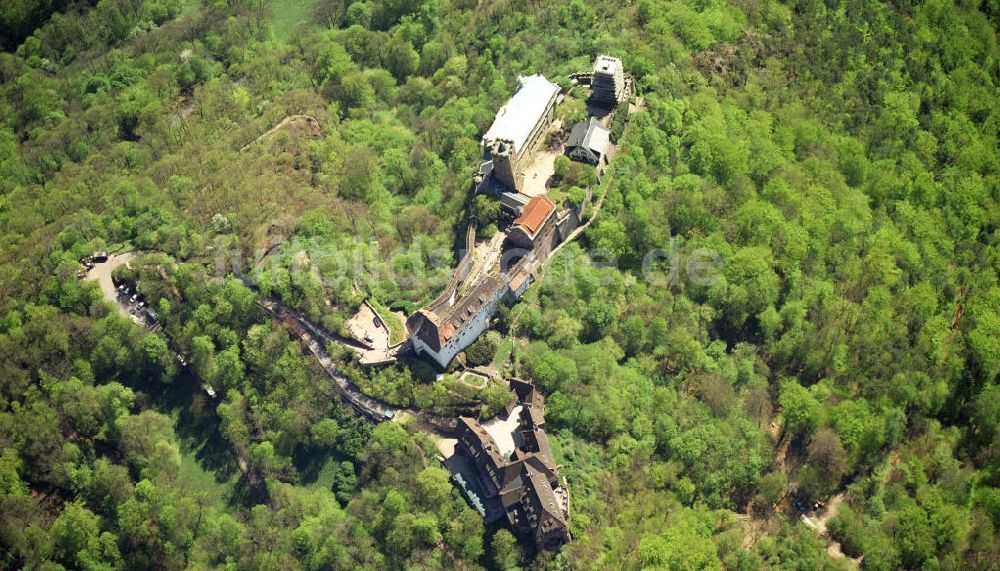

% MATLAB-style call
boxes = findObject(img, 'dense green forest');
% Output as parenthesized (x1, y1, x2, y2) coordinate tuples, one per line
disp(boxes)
(1, 0, 998, 569)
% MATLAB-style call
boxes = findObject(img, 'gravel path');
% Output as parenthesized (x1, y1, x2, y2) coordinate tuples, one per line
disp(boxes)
(239, 114, 320, 152)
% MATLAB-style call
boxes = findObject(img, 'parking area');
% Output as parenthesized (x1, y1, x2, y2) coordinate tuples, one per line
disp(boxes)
(345, 301, 390, 349)
(114, 282, 160, 331)
(84, 252, 191, 372)
(85, 252, 133, 316)
(441, 448, 505, 524)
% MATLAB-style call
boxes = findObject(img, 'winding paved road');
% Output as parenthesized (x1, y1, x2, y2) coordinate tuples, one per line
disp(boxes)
(84, 253, 268, 494)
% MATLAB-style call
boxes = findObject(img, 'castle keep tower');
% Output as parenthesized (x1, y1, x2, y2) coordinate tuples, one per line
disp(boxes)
(591, 54, 624, 104)
(490, 138, 521, 191)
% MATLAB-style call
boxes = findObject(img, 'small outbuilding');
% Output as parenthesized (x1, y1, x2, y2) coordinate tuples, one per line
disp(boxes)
(507, 195, 555, 249)
(566, 117, 611, 166)
(499, 191, 531, 216)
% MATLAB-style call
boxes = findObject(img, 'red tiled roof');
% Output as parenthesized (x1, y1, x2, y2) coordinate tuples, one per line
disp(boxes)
(509, 270, 529, 292)
(512, 196, 555, 238)
(414, 309, 455, 353)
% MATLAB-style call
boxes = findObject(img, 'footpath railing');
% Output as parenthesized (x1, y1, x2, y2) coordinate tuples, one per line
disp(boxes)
(261, 298, 473, 427)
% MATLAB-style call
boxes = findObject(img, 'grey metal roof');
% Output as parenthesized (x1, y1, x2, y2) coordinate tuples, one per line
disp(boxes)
(500, 191, 530, 212)
(567, 117, 610, 156)
(482, 74, 560, 157)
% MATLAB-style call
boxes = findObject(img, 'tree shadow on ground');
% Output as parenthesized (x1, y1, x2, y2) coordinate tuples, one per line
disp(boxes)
(293, 444, 337, 485)
(133, 369, 240, 485)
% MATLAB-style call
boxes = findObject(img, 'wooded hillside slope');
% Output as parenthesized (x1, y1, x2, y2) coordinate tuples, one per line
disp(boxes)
(0, 0, 998, 569)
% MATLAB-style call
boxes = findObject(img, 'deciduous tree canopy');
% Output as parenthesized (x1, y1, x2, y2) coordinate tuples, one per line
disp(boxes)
(0, 0, 998, 568)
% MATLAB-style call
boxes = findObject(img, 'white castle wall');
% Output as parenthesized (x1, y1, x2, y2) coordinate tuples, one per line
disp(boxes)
(412, 284, 508, 368)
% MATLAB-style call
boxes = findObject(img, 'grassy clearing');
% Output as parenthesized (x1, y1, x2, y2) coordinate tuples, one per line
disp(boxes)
(178, 445, 235, 496)
(179, 0, 201, 16)
(268, 0, 319, 44)
(547, 185, 568, 207)
(492, 337, 514, 369)
(308, 456, 339, 490)
(372, 300, 407, 345)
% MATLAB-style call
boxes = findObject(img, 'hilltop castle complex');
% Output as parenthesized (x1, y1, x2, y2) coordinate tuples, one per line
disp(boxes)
(407, 55, 628, 370)
(407, 54, 630, 553)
